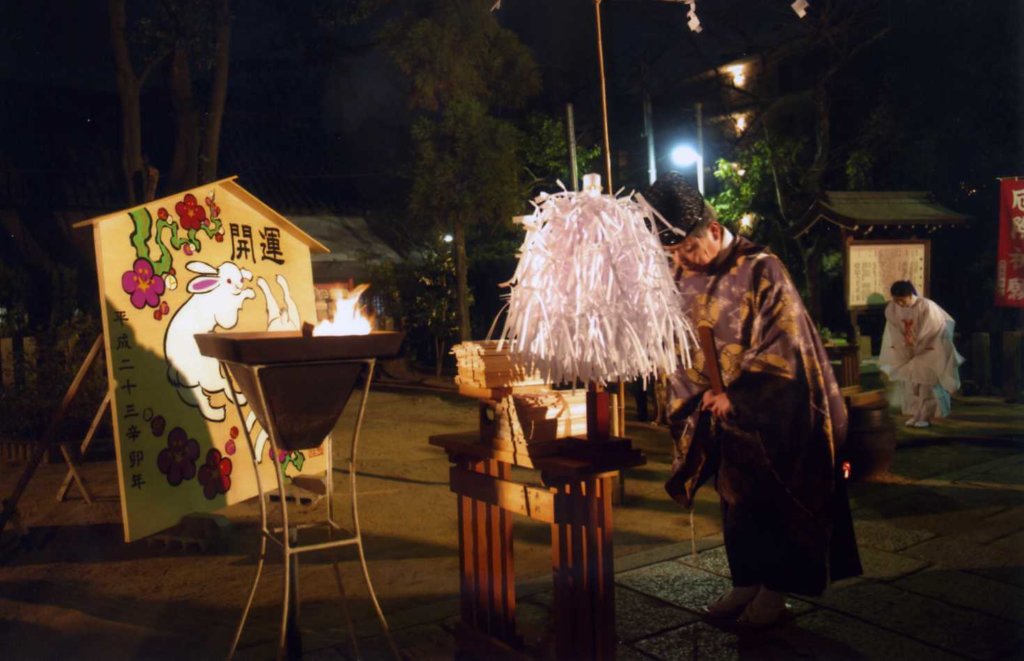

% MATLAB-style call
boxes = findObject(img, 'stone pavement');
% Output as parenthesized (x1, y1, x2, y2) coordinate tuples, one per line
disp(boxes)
(296, 396, 1024, 660)
(2, 395, 1021, 660)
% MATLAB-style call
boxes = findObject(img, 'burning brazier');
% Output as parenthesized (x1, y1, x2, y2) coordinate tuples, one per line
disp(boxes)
(196, 322, 403, 661)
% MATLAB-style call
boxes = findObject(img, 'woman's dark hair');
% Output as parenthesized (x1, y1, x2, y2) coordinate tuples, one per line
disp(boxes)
(890, 280, 917, 297)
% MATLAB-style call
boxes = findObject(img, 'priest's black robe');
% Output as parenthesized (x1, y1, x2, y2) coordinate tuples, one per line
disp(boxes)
(665, 235, 862, 596)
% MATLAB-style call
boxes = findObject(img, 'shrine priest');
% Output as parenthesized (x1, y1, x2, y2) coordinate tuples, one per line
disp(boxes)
(644, 172, 861, 627)
(879, 280, 964, 428)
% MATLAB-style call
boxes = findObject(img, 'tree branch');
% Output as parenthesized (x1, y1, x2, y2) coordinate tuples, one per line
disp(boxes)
(138, 48, 171, 88)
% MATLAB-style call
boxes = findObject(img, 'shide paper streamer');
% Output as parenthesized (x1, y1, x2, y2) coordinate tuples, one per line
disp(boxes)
(500, 175, 694, 387)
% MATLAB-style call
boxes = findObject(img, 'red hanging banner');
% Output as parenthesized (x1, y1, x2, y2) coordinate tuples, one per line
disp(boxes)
(996, 177, 1024, 307)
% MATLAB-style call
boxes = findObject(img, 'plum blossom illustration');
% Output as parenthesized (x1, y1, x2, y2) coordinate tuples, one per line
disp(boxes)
(153, 300, 170, 321)
(122, 257, 166, 309)
(157, 426, 199, 486)
(224, 426, 239, 456)
(198, 449, 233, 499)
(175, 193, 208, 231)
(150, 414, 166, 437)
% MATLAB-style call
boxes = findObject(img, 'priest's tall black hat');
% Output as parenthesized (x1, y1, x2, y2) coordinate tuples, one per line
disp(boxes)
(643, 172, 711, 245)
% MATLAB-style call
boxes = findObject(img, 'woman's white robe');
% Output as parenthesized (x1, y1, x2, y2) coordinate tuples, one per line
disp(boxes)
(879, 297, 964, 418)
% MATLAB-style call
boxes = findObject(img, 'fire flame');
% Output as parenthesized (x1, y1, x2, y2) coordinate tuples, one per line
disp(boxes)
(312, 285, 373, 336)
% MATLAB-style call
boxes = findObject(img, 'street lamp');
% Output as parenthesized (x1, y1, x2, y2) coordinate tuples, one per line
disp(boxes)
(670, 144, 704, 195)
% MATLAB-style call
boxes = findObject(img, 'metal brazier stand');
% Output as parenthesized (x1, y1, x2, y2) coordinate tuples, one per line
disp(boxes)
(195, 330, 403, 661)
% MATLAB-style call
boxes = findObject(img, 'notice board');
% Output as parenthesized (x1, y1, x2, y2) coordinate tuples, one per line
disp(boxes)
(845, 240, 929, 309)
(75, 177, 329, 541)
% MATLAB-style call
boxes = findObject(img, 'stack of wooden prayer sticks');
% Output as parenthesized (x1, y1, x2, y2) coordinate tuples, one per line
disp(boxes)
(484, 390, 588, 457)
(452, 342, 587, 459)
(451, 340, 545, 390)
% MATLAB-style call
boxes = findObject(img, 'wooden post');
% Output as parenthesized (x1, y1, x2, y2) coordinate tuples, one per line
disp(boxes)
(1, 336, 13, 390)
(23, 336, 37, 388)
(1003, 331, 1023, 402)
(586, 385, 610, 442)
(56, 391, 111, 502)
(456, 458, 518, 646)
(550, 475, 617, 660)
(0, 335, 103, 536)
(970, 332, 992, 395)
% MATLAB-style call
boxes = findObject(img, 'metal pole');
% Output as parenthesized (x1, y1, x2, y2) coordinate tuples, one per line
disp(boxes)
(695, 101, 705, 194)
(643, 92, 656, 185)
(566, 102, 579, 191)
(593, 0, 632, 436)
(594, 0, 613, 190)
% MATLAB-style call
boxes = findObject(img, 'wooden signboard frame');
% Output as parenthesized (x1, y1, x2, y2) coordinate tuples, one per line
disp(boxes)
(844, 239, 930, 310)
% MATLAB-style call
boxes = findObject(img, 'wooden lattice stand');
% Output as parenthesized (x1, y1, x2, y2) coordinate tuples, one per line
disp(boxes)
(431, 375, 644, 659)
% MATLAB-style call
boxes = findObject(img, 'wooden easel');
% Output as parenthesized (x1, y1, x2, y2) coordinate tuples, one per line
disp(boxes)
(0, 334, 109, 538)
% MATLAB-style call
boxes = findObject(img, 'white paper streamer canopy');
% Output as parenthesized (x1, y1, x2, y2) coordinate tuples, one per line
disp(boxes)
(500, 175, 694, 386)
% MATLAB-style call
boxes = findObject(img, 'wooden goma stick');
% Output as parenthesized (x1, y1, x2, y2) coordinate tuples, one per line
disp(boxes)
(697, 325, 724, 395)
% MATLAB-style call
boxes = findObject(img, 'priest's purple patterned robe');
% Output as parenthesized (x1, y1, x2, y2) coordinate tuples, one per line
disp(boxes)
(666, 235, 861, 595)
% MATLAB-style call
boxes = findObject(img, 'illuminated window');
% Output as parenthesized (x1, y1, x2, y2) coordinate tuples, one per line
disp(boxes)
(726, 64, 746, 87)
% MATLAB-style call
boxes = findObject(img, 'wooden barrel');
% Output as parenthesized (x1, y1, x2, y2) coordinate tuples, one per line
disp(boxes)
(844, 402, 895, 481)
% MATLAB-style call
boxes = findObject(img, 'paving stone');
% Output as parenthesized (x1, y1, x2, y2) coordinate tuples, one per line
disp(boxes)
(633, 621, 747, 660)
(856, 546, 931, 581)
(677, 545, 732, 577)
(887, 443, 1014, 482)
(937, 452, 1024, 485)
(514, 599, 553, 649)
(615, 585, 700, 643)
(358, 624, 458, 661)
(301, 645, 350, 660)
(523, 589, 553, 609)
(511, 586, 699, 650)
(853, 519, 936, 552)
(969, 566, 1024, 590)
(763, 608, 964, 661)
(809, 580, 1022, 658)
(617, 560, 732, 614)
(987, 529, 1024, 563)
(955, 506, 1024, 544)
(615, 643, 658, 661)
(894, 567, 1024, 623)
(902, 535, 1022, 570)
(847, 480, 926, 512)
(617, 557, 819, 620)
(951, 455, 1024, 487)
(856, 485, 1022, 537)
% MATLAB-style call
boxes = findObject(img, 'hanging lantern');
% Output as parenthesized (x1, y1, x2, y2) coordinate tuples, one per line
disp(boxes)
(500, 175, 694, 386)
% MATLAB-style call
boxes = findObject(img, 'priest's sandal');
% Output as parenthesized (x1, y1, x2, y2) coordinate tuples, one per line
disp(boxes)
(736, 589, 792, 628)
(703, 586, 758, 618)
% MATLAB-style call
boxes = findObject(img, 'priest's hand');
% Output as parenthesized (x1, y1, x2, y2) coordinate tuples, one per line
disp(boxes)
(701, 390, 733, 419)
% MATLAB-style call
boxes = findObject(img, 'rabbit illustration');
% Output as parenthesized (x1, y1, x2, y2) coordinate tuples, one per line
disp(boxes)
(256, 274, 300, 331)
(244, 274, 300, 461)
(164, 260, 255, 421)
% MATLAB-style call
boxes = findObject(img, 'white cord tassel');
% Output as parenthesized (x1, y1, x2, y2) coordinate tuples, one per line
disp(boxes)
(500, 179, 693, 386)
(689, 507, 697, 558)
